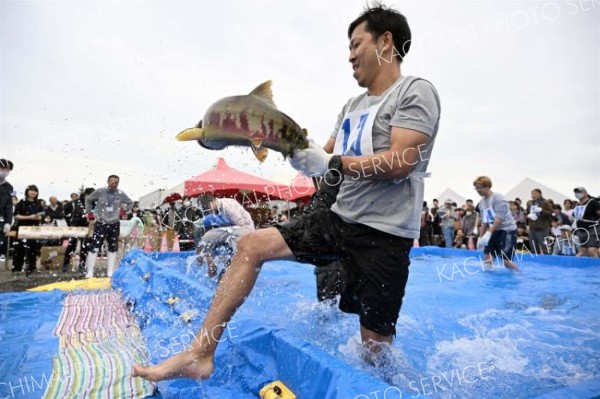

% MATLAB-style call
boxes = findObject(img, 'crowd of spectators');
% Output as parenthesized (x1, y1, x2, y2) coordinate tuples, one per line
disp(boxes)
(419, 187, 600, 258)
(1, 183, 598, 276)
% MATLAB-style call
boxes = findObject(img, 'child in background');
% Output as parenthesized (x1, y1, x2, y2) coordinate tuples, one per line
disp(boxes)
(454, 229, 466, 248)
(516, 226, 530, 252)
(552, 225, 578, 256)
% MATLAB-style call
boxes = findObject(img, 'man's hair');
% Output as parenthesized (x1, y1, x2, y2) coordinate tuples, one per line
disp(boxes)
(532, 188, 542, 195)
(108, 174, 119, 181)
(348, 2, 411, 62)
(473, 176, 492, 188)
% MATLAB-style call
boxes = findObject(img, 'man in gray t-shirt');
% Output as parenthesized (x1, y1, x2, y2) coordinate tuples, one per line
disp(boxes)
(474, 176, 519, 270)
(133, 5, 440, 382)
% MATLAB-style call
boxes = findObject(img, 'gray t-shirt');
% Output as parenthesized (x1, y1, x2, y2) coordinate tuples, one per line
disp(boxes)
(329, 76, 441, 238)
(85, 187, 133, 224)
(477, 192, 517, 232)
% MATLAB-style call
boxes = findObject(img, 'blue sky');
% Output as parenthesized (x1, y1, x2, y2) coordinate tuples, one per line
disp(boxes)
(1, 0, 598, 203)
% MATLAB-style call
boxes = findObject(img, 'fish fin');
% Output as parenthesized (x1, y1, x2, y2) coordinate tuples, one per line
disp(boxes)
(249, 81, 277, 109)
(250, 139, 268, 162)
(176, 127, 204, 141)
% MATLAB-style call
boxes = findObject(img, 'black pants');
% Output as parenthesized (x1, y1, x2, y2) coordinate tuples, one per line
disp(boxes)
(12, 238, 38, 272)
(0, 230, 8, 257)
(63, 237, 91, 271)
(315, 260, 347, 302)
(90, 222, 119, 253)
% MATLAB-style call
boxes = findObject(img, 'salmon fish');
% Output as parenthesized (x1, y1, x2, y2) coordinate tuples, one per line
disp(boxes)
(176, 81, 308, 162)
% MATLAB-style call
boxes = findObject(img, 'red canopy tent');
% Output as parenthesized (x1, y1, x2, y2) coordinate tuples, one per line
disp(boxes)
(184, 158, 290, 203)
(278, 173, 316, 202)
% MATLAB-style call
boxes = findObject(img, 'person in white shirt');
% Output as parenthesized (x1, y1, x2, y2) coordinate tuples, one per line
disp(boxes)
(196, 194, 254, 277)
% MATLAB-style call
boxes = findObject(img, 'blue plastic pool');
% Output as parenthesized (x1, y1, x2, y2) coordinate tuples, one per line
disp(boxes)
(1, 247, 599, 399)
(116, 248, 600, 399)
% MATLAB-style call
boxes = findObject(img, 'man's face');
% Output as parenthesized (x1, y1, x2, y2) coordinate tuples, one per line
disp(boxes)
(71, 193, 79, 201)
(474, 185, 490, 197)
(531, 190, 541, 201)
(108, 177, 119, 190)
(49, 196, 58, 205)
(349, 21, 383, 88)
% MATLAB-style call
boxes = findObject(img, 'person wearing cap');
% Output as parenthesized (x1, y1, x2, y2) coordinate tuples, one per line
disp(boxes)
(195, 194, 254, 278)
(572, 187, 600, 257)
(12, 184, 45, 275)
(0, 159, 14, 262)
(84, 175, 133, 278)
(552, 225, 578, 256)
(439, 199, 457, 248)
(473, 176, 519, 270)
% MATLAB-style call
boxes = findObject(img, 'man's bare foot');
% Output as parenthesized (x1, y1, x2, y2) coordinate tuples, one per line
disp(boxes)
(132, 349, 214, 381)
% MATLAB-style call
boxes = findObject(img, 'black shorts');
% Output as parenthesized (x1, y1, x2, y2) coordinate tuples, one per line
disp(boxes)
(485, 230, 517, 260)
(90, 222, 120, 253)
(275, 210, 412, 336)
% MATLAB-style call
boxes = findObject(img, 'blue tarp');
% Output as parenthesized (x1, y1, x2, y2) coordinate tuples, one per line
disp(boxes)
(112, 249, 403, 399)
(2, 247, 599, 399)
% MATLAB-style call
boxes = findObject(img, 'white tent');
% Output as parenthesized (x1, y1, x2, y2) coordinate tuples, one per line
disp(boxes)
(138, 181, 185, 210)
(435, 188, 467, 206)
(504, 178, 571, 205)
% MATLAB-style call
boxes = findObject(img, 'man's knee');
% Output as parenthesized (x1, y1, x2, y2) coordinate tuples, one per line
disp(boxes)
(236, 228, 289, 261)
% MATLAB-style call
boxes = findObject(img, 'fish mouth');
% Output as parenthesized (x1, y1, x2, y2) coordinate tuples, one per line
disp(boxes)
(176, 127, 204, 141)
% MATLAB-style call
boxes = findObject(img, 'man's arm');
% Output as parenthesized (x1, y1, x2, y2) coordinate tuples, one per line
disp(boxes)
(85, 190, 100, 212)
(120, 191, 133, 212)
(323, 137, 336, 154)
(340, 128, 429, 180)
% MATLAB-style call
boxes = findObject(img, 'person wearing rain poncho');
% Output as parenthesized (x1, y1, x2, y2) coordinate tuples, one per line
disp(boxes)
(195, 194, 255, 277)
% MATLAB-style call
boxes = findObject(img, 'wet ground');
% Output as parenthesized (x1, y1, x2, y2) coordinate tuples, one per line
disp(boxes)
(0, 257, 109, 292)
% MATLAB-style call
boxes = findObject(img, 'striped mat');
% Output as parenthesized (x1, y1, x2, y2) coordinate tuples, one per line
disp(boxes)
(43, 290, 155, 399)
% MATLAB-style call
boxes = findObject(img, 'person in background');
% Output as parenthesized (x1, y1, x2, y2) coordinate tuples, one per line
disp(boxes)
(178, 197, 199, 250)
(195, 194, 255, 278)
(465, 199, 474, 210)
(453, 228, 466, 248)
(12, 185, 44, 276)
(552, 225, 578, 256)
(419, 201, 432, 246)
(161, 199, 182, 231)
(516, 226, 530, 252)
(0, 159, 14, 262)
(572, 186, 600, 258)
(440, 199, 457, 248)
(563, 199, 575, 224)
(63, 189, 91, 273)
(430, 207, 443, 246)
(127, 202, 144, 220)
(514, 197, 524, 212)
(473, 176, 519, 270)
(461, 204, 477, 244)
(526, 189, 553, 255)
(85, 175, 132, 278)
(45, 196, 65, 223)
(63, 193, 79, 223)
(509, 201, 526, 229)
(432, 198, 439, 209)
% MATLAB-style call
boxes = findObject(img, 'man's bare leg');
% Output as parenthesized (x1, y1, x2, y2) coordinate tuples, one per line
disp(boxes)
(132, 228, 293, 381)
(503, 258, 519, 270)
